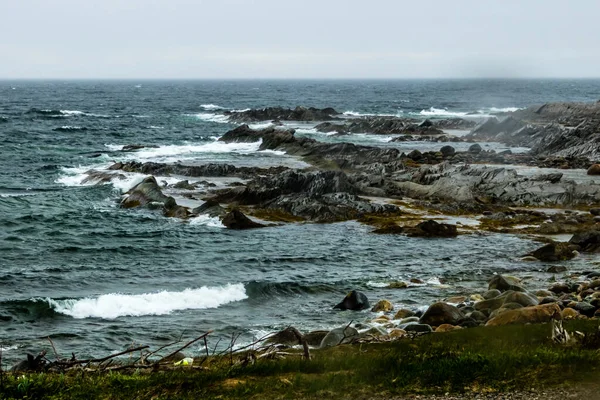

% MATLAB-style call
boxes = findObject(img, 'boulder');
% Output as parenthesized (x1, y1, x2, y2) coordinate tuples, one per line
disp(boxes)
(333, 290, 370, 311)
(221, 209, 265, 229)
(561, 307, 580, 320)
(192, 199, 226, 218)
(406, 220, 458, 238)
(503, 291, 539, 307)
(371, 299, 394, 312)
(319, 326, 359, 348)
(483, 289, 502, 299)
(393, 308, 415, 320)
(569, 230, 600, 252)
(120, 176, 171, 209)
(435, 324, 462, 333)
(265, 327, 302, 346)
(403, 324, 433, 333)
(587, 164, 600, 175)
(530, 242, 575, 261)
(488, 275, 525, 292)
(485, 303, 561, 326)
(388, 329, 407, 339)
(440, 145, 456, 157)
(304, 330, 329, 347)
(574, 302, 596, 317)
(468, 143, 482, 154)
(387, 281, 408, 289)
(419, 302, 465, 326)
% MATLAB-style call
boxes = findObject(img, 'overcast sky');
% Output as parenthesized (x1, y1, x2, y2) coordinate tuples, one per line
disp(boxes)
(1, 0, 598, 79)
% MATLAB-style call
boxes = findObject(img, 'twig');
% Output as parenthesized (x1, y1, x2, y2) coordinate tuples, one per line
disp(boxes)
(47, 337, 61, 362)
(138, 339, 180, 365)
(211, 337, 222, 356)
(338, 320, 355, 346)
(203, 336, 209, 358)
(157, 331, 213, 364)
(54, 345, 149, 366)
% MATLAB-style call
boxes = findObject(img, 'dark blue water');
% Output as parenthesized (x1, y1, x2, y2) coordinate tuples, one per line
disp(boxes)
(1, 79, 599, 362)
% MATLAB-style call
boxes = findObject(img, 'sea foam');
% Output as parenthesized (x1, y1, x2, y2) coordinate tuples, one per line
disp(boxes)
(46, 284, 247, 319)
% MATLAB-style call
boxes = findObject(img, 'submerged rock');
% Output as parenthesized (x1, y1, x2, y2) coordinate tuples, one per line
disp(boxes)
(121, 176, 171, 209)
(371, 299, 393, 312)
(406, 220, 458, 238)
(530, 242, 576, 261)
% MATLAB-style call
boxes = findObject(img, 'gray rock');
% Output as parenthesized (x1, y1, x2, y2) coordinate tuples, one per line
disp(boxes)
(419, 302, 465, 326)
(403, 323, 433, 333)
(319, 326, 359, 348)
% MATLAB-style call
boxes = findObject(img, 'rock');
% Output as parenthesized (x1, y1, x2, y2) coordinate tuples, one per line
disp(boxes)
(547, 265, 568, 273)
(561, 307, 580, 320)
(440, 145, 456, 157)
(468, 143, 482, 154)
(172, 180, 196, 190)
(488, 275, 524, 293)
(569, 230, 600, 252)
(419, 302, 465, 326)
(120, 176, 176, 211)
(435, 324, 462, 333)
(483, 289, 502, 299)
(587, 164, 600, 175)
(469, 311, 487, 322)
(549, 283, 570, 294)
(304, 330, 329, 347)
(540, 296, 558, 305)
(221, 209, 265, 229)
(420, 119, 434, 127)
(319, 326, 359, 348)
(446, 296, 467, 304)
(265, 327, 302, 346)
(406, 220, 458, 238)
(485, 303, 561, 326)
(371, 316, 391, 324)
(192, 199, 226, 218)
(393, 309, 415, 320)
(573, 302, 596, 317)
(226, 106, 339, 123)
(403, 324, 433, 333)
(410, 278, 425, 284)
(387, 281, 408, 289)
(122, 144, 159, 152)
(388, 329, 407, 339)
(503, 291, 539, 307)
(470, 294, 485, 302)
(590, 208, 600, 216)
(371, 299, 394, 312)
(535, 289, 554, 297)
(162, 351, 187, 363)
(333, 290, 370, 311)
(530, 242, 575, 261)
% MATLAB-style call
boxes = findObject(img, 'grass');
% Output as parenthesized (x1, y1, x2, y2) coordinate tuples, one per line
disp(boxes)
(2, 320, 600, 399)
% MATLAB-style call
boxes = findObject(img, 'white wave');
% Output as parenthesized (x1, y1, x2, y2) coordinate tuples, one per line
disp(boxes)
(55, 164, 145, 192)
(189, 214, 224, 228)
(1, 344, 18, 352)
(60, 110, 85, 116)
(366, 281, 389, 288)
(46, 284, 247, 319)
(418, 107, 468, 118)
(248, 122, 274, 130)
(148, 125, 164, 129)
(0, 192, 36, 198)
(105, 144, 124, 151)
(259, 149, 287, 156)
(487, 107, 521, 113)
(343, 110, 397, 117)
(194, 113, 230, 123)
(231, 108, 250, 113)
(201, 104, 224, 110)
(130, 140, 263, 160)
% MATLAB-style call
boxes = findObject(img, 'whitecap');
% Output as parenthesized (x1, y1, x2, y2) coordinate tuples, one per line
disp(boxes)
(1, 344, 18, 352)
(194, 113, 230, 123)
(127, 140, 263, 161)
(200, 104, 224, 110)
(248, 122, 274, 130)
(417, 107, 468, 118)
(44, 284, 247, 319)
(60, 110, 85, 116)
(189, 214, 224, 228)
(487, 107, 521, 113)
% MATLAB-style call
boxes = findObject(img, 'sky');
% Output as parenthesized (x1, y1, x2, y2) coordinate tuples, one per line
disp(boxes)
(1, 0, 598, 79)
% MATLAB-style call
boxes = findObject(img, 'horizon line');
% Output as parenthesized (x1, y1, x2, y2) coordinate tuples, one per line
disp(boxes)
(2, 76, 600, 81)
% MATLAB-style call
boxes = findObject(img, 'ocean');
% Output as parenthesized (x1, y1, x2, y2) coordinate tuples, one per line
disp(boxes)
(1, 79, 600, 363)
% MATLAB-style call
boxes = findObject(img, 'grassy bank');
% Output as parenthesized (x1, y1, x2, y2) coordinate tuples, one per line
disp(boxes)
(2, 320, 599, 399)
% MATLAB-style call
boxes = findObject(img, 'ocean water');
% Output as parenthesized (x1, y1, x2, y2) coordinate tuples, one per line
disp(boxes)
(1, 79, 600, 362)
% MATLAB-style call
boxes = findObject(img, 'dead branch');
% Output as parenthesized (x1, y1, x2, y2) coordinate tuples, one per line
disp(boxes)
(156, 330, 213, 364)
(55, 345, 149, 366)
(47, 337, 61, 362)
(287, 326, 311, 361)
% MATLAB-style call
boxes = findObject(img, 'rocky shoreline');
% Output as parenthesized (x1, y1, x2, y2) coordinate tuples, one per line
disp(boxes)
(72, 101, 600, 351)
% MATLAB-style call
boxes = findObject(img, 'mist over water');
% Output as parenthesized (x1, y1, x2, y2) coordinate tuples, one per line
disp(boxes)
(1, 79, 600, 362)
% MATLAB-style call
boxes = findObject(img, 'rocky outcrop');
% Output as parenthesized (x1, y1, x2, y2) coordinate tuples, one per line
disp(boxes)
(120, 177, 171, 209)
(110, 161, 288, 179)
(406, 220, 458, 238)
(225, 106, 339, 122)
(316, 116, 443, 136)
(529, 242, 576, 261)
(221, 209, 265, 229)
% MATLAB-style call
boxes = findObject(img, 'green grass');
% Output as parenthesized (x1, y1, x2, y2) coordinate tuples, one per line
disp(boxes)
(2, 321, 599, 399)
